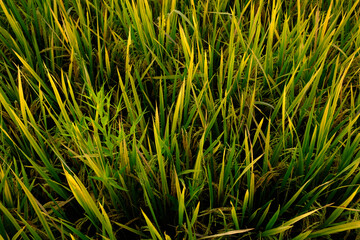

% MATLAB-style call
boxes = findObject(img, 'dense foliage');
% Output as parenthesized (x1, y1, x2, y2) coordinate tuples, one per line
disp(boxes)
(1, 0, 360, 239)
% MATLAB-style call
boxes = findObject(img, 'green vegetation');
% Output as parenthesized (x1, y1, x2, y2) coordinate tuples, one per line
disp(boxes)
(1, 0, 360, 239)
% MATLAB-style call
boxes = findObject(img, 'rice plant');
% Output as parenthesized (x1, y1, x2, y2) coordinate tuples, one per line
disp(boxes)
(1, 0, 360, 239)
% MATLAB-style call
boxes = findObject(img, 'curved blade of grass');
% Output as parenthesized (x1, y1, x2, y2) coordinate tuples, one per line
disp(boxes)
(198, 229, 254, 240)
(62, 165, 115, 240)
(259, 226, 293, 238)
(308, 221, 360, 238)
(141, 210, 163, 240)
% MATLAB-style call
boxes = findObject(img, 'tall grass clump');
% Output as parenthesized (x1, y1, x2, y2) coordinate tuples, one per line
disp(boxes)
(1, 0, 360, 239)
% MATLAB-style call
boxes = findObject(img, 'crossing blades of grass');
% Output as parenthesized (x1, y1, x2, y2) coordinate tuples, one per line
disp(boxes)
(12, 173, 56, 240)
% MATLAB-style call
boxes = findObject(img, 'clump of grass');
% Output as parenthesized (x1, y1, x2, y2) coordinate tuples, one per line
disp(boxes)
(1, 0, 360, 239)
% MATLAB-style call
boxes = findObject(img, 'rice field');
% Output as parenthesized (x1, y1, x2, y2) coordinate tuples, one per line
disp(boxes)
(1, 0, 360, 239)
